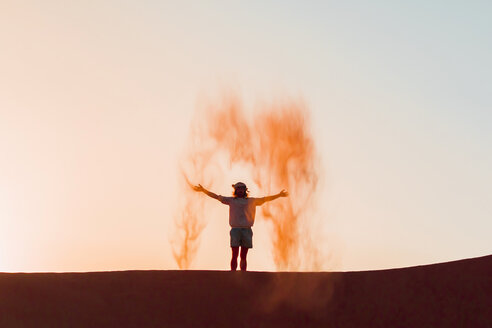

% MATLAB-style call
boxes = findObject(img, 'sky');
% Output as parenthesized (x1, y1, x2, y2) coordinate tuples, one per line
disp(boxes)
(0, 0, 491, 272)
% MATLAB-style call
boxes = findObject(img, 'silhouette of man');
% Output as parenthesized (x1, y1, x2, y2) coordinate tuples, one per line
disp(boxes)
(193, 182, 288, 271)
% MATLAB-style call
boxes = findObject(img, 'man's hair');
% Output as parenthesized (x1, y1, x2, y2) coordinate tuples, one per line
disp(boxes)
(232, 182, 249, 198)
(233, 188, 249, 197)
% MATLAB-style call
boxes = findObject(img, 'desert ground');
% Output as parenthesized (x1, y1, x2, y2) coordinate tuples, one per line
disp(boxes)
(0, 255, 490, 327)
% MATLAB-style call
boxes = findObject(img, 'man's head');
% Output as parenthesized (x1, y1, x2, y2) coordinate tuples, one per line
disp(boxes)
(232, 182, 248, 198)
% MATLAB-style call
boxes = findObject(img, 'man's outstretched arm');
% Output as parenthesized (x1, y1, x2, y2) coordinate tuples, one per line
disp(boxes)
(193, 184, 220, 200)
(258, 189, 289, 205)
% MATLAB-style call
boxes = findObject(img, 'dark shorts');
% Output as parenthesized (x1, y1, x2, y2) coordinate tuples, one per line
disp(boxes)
(230, 227, 253, 248)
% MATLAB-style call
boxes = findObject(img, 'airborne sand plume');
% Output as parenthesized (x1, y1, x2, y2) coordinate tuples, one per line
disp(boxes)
(173, 93, 324, 270)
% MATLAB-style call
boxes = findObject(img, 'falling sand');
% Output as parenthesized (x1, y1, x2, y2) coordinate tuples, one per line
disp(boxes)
(173, 93, 325, 270)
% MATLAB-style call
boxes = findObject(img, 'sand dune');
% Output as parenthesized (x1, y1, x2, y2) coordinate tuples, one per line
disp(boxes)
(1, 255, 490, 327)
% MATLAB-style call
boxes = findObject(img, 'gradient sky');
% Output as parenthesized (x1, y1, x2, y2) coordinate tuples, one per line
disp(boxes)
(1, 0, 491, 272)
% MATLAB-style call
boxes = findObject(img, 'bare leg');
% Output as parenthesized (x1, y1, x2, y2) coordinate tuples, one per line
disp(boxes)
(240, 247, 249, 271)
(231, 247, 239, 271)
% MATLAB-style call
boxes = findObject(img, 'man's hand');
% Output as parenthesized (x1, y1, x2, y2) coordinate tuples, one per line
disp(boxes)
(193, 184, 205, 192)
(258, 189, 289, 205)
(279, 189, 289, 197)
(193, 184, 219, 200)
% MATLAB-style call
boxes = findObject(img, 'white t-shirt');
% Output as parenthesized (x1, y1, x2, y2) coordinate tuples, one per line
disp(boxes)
(217, 196, 267, 228)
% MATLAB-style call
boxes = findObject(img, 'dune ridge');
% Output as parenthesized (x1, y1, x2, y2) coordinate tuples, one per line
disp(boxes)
(1, 255, 491, 327)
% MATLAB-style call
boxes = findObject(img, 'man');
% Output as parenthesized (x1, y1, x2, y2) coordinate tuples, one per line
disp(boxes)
(193, 182, 288, 271)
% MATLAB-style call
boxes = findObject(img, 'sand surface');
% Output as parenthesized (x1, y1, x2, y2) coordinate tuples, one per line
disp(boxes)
(1, 255, 490, 327)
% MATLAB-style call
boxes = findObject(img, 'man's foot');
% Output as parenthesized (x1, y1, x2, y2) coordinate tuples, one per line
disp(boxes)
(231, 247, 239, 271)
(240, 259, 247, 271)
